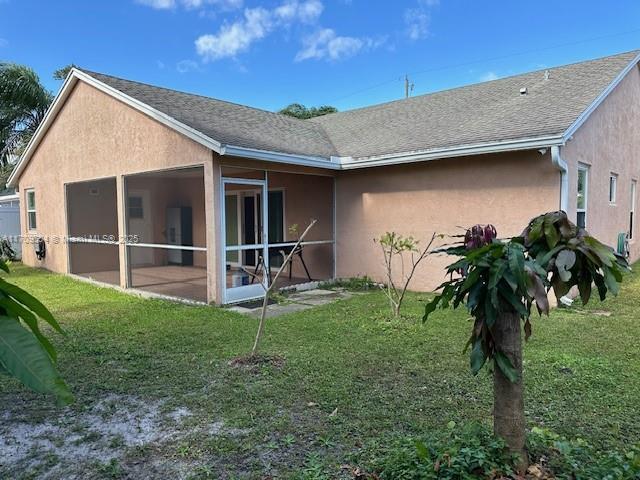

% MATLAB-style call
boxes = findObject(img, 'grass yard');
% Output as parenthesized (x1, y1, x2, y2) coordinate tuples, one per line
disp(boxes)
(1, 263, 639, 479)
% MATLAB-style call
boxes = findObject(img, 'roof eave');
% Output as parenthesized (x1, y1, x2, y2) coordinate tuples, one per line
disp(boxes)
(8, 68, 226, 188)
(221, 145, 341, 170)
(562, 51, 640, 141)
(340, 135, 565, 169)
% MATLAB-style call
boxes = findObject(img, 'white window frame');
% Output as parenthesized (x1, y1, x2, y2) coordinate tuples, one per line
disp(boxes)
(609, 173, 618, 205)
(577, 164, 589, 228)
(630, 180, 637, 241)
(25, 189, 37, 231)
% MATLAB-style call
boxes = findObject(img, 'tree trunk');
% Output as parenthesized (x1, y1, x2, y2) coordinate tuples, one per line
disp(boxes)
(492, 306, 527, 471)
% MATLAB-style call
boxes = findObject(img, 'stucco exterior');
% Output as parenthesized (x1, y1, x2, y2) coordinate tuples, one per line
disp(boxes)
(335, 151, 560, 290)
(562, 64, 640, 261)
(14, 61, 640, 303)
(17, 80, 214, 293)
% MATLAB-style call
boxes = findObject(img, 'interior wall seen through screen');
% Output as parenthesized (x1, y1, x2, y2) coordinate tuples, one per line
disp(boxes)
(125, 166, 206, 268)
(223, 169, 335, 294)
(66, 178, 120, 284)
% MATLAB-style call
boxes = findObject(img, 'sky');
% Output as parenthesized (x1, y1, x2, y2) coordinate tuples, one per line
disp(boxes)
(1, 0, 639, 112)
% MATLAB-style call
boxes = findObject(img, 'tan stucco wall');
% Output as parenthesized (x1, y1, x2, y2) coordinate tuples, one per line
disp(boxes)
(17, 80, 212, 282)
(562, 64, 640, 260)
(335, 151, 560, 291)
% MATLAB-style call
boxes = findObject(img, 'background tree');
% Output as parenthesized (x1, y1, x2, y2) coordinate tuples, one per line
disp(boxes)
(278, 103, 337, 119)
(423, 211, 629, 469)
(53, 64, 77, 81)
(0, 63, 52, 167)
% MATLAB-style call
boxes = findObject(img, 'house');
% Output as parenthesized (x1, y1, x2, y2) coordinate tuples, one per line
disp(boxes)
(7, 50, 640, 304)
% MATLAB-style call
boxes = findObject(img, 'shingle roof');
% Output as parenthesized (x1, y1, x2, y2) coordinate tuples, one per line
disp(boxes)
(82, 70, 339, 158)
(82, 51, 639, 161)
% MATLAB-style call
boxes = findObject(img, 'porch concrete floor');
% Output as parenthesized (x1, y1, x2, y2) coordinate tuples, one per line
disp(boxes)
(227, 288, 353, 318)
(79, 266, 207, 303)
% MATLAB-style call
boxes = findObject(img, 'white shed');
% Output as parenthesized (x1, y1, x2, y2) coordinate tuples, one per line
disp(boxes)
(0, 193, 21, 259)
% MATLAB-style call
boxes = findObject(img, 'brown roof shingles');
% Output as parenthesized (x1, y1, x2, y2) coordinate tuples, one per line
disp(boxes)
(82, 50, 639, 161)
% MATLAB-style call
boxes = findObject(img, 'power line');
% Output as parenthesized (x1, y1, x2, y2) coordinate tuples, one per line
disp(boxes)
(325, 27, 640, 104)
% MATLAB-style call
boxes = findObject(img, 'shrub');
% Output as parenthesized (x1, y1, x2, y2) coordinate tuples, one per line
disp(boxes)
(355, 423, 640, 480)
(0, 237, 16, 261)
(359, 422, 518, 479)
(322, 276, 377, 291)
(528, 427, 640, 480)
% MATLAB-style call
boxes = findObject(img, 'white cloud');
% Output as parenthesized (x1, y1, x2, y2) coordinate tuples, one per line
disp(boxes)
(404, 0, 438, 40)
(176, 59, 201, 73)
(480, 71, 499, 82)
(196, 7, 271, 60)
(295, 28, 384, 62)
(274, 0, 323, 23)
(136, 0, 175, 9)
(404, 8, 430, 40)
(183, 0, 243, 10)
(195, 0, 323, 61)
(136, 0, 242, 9)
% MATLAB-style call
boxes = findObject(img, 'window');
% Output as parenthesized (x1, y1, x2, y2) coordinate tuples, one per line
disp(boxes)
(127, 196, 144, 219)
(26, 189, 36, 230)
(630, 180, 636, 240)
(609, 173, 618, 204)
(577, 165, 588, 228)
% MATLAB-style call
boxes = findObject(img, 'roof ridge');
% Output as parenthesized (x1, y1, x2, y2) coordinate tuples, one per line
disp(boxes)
(309, 49, 640, 121)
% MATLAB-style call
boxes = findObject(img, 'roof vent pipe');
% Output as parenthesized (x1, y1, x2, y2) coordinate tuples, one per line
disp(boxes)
(551, 145, 568, 212)
(519, 87, 528, 95)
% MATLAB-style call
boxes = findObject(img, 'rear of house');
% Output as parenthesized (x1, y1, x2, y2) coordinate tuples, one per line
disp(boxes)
(9, 50, 640, 304)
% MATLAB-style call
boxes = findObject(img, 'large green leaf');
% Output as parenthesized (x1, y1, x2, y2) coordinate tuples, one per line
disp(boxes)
(470, 339, 486, 375)
(0, 316, 72, 405)
(543, 216, 560, 249)
(0, 296, 56, 361)
(494, 351, 519, 383)
(0, 278, 62, 333)
(507, 243, 525, 289)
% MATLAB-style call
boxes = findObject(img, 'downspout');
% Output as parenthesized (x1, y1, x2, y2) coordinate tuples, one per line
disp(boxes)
(551, 145, 568, 212)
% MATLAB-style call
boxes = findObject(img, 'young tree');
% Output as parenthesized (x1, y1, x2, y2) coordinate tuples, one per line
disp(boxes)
(423, 212, 628, 469)
(0, 259, 72, 405)
(376, 232, 437, 318)
(246, 219, 316, 357)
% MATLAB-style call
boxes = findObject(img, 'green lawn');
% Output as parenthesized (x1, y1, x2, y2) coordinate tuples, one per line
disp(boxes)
(1, 263, 639, 479)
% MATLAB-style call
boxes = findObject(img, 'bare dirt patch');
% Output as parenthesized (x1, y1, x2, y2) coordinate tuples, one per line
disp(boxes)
(227, 354, 286, 373)
(0, 394, 247, 479)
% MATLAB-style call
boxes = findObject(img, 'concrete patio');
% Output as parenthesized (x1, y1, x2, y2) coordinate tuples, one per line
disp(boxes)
(227, 288, 353, 318)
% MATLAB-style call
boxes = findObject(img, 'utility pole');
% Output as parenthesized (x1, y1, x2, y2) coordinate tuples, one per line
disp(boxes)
(404, 74, 414, 99)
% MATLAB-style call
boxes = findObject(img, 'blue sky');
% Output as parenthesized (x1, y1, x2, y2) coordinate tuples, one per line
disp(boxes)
(1, 0, 639, 112)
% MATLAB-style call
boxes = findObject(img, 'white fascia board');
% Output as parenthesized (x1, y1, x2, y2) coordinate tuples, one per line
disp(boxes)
(7, 72, 78, 188)
(220, 145, 341, 170)
(8, 69, 224, 188)
(0, 194, 19, 202)
(562, 52, 640, 141)
(73, 70, 223, 153)
(339, 135, 565, 169)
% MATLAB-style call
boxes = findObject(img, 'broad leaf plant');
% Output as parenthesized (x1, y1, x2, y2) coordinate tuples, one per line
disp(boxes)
(424, 211, 629, 383)
(0, 259, 72, 405)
